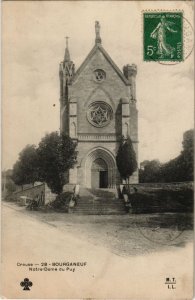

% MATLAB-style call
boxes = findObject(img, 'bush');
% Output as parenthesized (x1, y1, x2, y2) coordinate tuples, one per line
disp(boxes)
(47, 192, 73, 212)
(130, 186, 193, 213)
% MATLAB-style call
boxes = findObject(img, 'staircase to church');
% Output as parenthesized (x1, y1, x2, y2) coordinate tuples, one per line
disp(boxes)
(71, 187, 126, 215)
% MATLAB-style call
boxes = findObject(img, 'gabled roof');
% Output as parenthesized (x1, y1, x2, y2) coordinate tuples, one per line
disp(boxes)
(72, 44, 130, 86)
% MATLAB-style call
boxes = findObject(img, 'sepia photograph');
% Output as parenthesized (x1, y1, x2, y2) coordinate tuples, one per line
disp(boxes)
(1, 1, 194, 299)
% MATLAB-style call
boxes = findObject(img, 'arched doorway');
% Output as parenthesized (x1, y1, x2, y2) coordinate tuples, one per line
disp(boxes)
(83, 147, 118, 188)
(91, 158, 108, 188)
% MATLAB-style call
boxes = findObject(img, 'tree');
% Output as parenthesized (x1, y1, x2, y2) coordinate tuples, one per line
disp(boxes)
(161, 129, 194, 182)
(2, 169, 16, 197)
(37, 131, 77, 194)
(139, 129, 194, 183)
(116, 136, 137, 188)
(12, 145, 39, 187)
(139, 160, 161, 183)
(5, 180, 16, 194)
(181, 129, 193, 181)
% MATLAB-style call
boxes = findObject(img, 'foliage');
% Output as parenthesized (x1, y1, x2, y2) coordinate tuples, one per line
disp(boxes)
(37, 132, 77, 194)
(49, 192, 73, 212)
(180, 129, 194, 180)
(2, 170, 16, 195)
(5, 180, 16, 194)
(12, 145, 39, 186)
(11, 132, 77, 195)
(130, 185, 193, 213)
(139, 129, 194, 183)
(116, 136, 137, 185)
(160, 129, 194, 182)
(139, 160, 161, 183)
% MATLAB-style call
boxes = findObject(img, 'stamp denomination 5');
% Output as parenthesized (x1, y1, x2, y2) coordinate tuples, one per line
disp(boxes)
(143, 12, 183, 62)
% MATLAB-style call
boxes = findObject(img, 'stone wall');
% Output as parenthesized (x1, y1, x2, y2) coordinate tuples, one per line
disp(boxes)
(125, 181, 193, 191)
(70, 49, 130, 136)
(62, 44, 139, 185)
(13, 183, 57, 205)
(68, 47, 139, 185)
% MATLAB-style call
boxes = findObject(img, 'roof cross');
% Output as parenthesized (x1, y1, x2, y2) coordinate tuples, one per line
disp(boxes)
(65, 36, 69, 48)
(95, 21, 102, 44)
(64, 36, 71, 62)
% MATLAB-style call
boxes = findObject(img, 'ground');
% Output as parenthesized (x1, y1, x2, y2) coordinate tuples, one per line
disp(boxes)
(1, 201, 193, 299)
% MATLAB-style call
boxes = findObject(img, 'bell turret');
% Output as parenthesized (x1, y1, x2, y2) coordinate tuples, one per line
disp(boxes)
(123, 64, 137, 102)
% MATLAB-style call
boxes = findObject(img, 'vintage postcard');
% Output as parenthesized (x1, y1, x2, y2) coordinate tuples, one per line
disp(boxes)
(1, 0, 194, 299)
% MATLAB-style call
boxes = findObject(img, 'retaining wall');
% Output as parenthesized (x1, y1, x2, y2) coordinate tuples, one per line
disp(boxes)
(13, 183, 57, 205)
(125, 181, 193, 191)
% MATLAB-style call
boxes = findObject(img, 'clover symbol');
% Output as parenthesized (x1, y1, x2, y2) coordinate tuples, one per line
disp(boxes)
(20, 278, 33, 290)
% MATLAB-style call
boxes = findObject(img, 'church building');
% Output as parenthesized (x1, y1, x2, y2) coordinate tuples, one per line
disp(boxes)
(59, 21, 138, 189)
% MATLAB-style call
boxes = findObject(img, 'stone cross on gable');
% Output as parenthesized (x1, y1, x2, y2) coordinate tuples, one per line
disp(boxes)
(95, 21, 102, 44)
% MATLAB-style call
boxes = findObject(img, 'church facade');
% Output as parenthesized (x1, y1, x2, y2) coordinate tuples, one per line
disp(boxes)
(59, 22, 138, 189)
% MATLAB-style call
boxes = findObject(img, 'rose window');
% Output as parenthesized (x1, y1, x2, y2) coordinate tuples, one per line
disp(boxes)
(87, 101, 113, 127)
(94, 69, 106, 82)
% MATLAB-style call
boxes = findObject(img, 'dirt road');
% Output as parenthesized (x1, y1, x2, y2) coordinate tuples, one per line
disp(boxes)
(1, 203, 193, 299)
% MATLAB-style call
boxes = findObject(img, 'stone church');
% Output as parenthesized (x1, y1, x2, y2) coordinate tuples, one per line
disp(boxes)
(59, 21, 138, 189)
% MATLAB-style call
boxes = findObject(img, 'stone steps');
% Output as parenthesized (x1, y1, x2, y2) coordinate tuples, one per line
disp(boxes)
(71, 187, 126, 215)
(73, 211, 126, 215)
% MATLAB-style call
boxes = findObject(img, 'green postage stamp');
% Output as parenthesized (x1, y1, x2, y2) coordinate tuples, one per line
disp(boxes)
(143, 12, 183, 61)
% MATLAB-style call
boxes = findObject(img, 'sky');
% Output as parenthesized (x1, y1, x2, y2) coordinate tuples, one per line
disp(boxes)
(2, 1, 194, 170)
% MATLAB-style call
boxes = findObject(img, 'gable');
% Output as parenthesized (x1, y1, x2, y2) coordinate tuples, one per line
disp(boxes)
(72, 45, 130, 86)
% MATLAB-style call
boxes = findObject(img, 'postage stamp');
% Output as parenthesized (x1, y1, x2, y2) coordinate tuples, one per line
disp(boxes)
(143, 11, 183, 62)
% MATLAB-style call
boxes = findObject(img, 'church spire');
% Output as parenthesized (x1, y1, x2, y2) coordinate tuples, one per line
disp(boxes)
(95, 21, 102, 45)
(59, 35, 75, 94)
(64, 36, 71, 62)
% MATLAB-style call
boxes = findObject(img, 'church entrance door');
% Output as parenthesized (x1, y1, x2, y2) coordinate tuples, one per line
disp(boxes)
(91, 158, 108, 189)
(99, 171, 108, 188)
